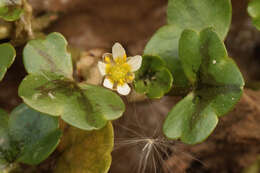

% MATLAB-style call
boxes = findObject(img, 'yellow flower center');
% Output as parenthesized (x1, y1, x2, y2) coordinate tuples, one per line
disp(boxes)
(105, 56, 134, 85)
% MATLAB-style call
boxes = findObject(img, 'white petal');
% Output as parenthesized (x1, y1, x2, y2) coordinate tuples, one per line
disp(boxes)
(98, 61, 106, 76)
(127, 55, 142, 72)
(112, 42, 126, 60)
(103, 78, 113, 89)
(117, 83, 131, 95)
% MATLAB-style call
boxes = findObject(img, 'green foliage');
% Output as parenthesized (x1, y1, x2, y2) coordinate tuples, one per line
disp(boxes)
(0, 43, 16, 81)
(0, 0, 23, 21)
(23, 33, 73, 79)
(248, 0, 260, 30)
(163, 28, 244, 144)
(19, 32, 125, 131)
(0, 109, 9, 169)
(167, 0, 231, 39)
(134, 55, 173, 99)
(54, 122, 114, 173)
(19, 73, 125, 130)
(145, 0, 231, 89)
(0, 104, 61, 166)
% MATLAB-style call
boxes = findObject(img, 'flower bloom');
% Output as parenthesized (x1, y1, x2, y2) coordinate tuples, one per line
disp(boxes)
(98, 43, 142, 95)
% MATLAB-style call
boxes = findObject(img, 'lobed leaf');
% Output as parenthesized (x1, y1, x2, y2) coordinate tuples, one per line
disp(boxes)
(0, 104, 61, 165)
(248, 0, 260, 30)
(144, 25, 188, 88)
(21, 32, 125, 131)
(145, 0, 231, 88)
(0, 43, 16, 81)
(54, 122, 114, 173)
(18, 73, 125, 131)
(0, 0, 23, 21)
(167, 0, 231, 40)
(23, 32, 73, 79)
(134, 55, 173, 99)
(163, 28, 244, 144)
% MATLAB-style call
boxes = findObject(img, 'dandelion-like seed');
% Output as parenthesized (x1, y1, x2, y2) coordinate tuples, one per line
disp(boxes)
(113, 122, 177, 173)
(111, 98, 205, 173)
(98, 43, 142, 95)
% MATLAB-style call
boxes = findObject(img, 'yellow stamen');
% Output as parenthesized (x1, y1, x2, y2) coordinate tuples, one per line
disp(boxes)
(123, 54, 127, 61)
(105, 56, 133, 86)
(104, 56, 111, 63)
(127, 74, 134, 81)
(119, 79, 125, 85)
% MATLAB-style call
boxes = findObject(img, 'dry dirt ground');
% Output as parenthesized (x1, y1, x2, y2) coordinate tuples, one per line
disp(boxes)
(1, 0, 260, 172)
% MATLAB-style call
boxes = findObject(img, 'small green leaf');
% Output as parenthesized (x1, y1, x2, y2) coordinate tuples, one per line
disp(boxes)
(18, 73, 125, 131)
(0, 104, 61, 165)
(179, 29, 201, 85)
(145, 0, 231, 88)
(248, 0, 260, 30)
(144, 25, 189, 88)
(163, 93, 218, 144)
(9, 104, 61, 165)
(21, 32, 125, 131)
(163, 28, 244, 144)
(167, 0, 231, 40)
(0, 43, 16, 81)
(134, 55, 173, 99)
(54, 122, 114, 173)
(0, 0, 23, 21)
(23, 32, 73, 79)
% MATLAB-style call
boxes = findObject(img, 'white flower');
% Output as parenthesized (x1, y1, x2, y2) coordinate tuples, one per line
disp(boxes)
(98, 43, 142, 95)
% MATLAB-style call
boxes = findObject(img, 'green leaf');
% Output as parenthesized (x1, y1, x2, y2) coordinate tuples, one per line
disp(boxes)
(0, 0, 23, 21)
(144, 25, 189, 88)
(23, 32, 73, 79)
(0, 104, 61, 165)
(21, 32, 125, 131)
(0, 109, 9, 169)
(54, 122, 114, 173)
(248, 0, 260, 30)
(167, 0, 231, 40)
(145, 0, 231, 88)
(178, 29, 201, 85)
(18, 72, 125, 131)
(163, 93, 218, 144)
(0, 43, 16, 81)
(134, 55, 173, 99)
(163, 28, 244, 144)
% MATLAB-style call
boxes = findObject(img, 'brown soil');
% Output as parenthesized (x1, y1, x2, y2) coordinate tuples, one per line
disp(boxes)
(1, 0, 260, 172)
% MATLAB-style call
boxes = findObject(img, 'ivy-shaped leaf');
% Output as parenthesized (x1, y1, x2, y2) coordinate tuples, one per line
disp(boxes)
(163, 28, 244, 144)
(0, 43, 16, 81)
(144, 0, 231, 89)
(23, 32, 73, 79)
(19, 73, 125, 130)
(134, 55, 173, 99)
(19, 32, 125, 131)
(144, 25, 188, 89)
(54, 122, 114, 173)
(248, 0, 260, 30)
(0, 0, 23, 21)
(167, 0, 231, 40)
(0, 104, 61, 166)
